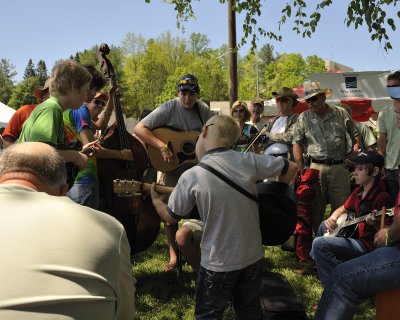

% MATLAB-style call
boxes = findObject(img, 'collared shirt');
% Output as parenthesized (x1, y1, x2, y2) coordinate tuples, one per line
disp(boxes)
(292, 105, 358, 160)
(377, 106, 400, 169)
(343, 182, 389, 251)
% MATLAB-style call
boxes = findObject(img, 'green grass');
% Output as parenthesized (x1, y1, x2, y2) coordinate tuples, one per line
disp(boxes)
(132, 225, 376, 320)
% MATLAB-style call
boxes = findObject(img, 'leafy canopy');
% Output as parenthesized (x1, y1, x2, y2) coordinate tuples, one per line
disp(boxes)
(146, 0, 400, 52)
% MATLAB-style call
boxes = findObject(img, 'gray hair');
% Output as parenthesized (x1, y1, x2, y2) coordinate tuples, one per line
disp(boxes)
(0, 142, 66, 187)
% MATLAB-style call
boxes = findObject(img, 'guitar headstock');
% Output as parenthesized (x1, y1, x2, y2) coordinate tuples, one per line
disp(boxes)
(113, 179, 142, 196)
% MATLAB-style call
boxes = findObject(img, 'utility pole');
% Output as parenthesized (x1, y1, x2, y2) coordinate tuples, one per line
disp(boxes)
(228, 0, 238, 107)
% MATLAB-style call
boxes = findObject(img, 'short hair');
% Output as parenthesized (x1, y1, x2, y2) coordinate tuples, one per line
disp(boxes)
(83, 63, 107, 91)
(49, 60, 92, 97)
(230, 101, 251, 122)
(0, 142, 66, 187)
(206, 115, 240, 148)
(387, 71, 400, 83)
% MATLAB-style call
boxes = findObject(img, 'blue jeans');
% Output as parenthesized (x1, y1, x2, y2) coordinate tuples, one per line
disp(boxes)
(311, 221, 369, 285)
(314, 245, 400, 320)
(67, 181, 99, 209)
(195, 259, 262, 320)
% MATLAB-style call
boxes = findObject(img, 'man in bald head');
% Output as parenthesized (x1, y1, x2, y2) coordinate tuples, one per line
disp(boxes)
(0, 142, 136, 320)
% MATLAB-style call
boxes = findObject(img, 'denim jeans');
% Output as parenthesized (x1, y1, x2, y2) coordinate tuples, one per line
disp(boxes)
(311, 221, 369, 285)
(67, 181, 99, 209)
(314, 245, 400, 320)
(195, 259, 262, 320)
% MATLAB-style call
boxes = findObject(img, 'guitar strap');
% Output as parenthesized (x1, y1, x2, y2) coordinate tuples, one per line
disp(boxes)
(197, 162, 258, 202)
(194, 102, 204, 126)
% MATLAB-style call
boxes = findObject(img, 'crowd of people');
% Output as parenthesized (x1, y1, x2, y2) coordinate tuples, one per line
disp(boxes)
(0, 61, 399, 320)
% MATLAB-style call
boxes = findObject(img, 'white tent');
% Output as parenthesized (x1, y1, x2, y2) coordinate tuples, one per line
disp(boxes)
(0, 102, 15, 128)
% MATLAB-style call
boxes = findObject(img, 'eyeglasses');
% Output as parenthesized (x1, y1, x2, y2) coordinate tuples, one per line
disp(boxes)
(306, 94, 321, 103)
(196, 123, 214, 143)
(233, 109, 245, 113)
(92, 99, 106, 107)
(276, 97, 289, 103)
(201, 123, 214, 133)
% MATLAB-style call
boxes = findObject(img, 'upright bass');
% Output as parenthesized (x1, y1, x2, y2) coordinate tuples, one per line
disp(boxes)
(96, 43, 160, 255)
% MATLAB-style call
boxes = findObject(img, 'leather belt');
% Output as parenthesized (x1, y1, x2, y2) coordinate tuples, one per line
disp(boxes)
(311, 158, 344, 165)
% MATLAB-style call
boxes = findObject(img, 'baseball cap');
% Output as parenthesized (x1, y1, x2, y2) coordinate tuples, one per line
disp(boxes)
(251, 97, 264, 108)
(178, 74, 199, 93)
(345, 151, 384, 169)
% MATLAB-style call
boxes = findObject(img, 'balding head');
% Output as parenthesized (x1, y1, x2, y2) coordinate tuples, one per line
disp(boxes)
(0, 142, 67, 192)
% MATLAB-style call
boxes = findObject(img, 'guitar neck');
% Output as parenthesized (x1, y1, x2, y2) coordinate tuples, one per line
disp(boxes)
(142, 183, 174, 194)
(343, 209, 393, 228)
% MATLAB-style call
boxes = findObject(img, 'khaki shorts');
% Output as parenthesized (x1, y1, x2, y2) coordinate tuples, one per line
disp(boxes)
(181, 219, 203, 245)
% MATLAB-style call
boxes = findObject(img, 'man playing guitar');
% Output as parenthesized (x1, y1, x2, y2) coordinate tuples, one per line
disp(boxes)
(134, 74, 213, 272)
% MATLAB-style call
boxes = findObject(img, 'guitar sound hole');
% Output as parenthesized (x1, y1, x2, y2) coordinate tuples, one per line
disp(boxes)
(182, 141, 195, 155)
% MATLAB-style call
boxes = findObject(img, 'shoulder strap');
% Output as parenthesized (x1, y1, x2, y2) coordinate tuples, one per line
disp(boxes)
(197, 162, 258, 202)
(194, 101, 204, 125)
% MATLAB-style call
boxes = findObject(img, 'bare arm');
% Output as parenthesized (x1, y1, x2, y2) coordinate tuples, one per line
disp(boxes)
(58, 150, 88, 169)
(277, 160, 297, 185)
(292, 143, 305, 175)
(79, 128, 132, 161)
(377, 132, 387, 157)
(150, 183, 178, 225)
(325, 205, 346, 231)
(134, 121, 173, 163)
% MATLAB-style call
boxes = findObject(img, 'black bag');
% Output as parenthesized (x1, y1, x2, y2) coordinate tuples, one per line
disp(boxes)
(261, 271, 307, 320)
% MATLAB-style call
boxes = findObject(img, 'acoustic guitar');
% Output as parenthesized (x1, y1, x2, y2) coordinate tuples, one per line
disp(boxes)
(147, 127, 200, 173)
(323, 208, 394, 238)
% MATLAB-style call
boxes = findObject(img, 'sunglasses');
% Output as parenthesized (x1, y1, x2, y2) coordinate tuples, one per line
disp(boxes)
(92, 99, 106, 107)
(179, 79, 198, 85)
(233, 109, 245, 113)
(276, 97, 289, 103)
(306, 94, 321, 103)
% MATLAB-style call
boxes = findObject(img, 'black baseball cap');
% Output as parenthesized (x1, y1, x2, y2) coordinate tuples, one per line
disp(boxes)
(178, 74, 199, 93)
(345, 151, 384, 169)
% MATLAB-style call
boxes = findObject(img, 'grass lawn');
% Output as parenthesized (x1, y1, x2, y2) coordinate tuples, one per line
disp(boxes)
(132, 225, 376, 320)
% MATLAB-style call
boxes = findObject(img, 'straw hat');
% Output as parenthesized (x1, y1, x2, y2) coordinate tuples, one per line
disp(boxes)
(33, 79, 50, 100)
(300, 82, 332, 101)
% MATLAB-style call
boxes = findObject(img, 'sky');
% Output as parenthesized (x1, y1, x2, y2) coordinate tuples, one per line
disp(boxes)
(1, 0, 399, 83)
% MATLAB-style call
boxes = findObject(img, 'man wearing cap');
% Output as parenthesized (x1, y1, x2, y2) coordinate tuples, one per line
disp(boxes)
(311, 151, 388, 286)
(246, 97, 267, 132)
(134, 74, 213, 272)
(63, 91, 133, 209)
(377, 71, 400, 208)
(1, 79, 50, 148)
(292, 82, 359, 220)
(314, 72, 400, 320)
(263, 87, 299, 160)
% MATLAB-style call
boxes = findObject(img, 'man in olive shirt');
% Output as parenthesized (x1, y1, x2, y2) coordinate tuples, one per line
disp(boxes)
(293, 82, 359, 223)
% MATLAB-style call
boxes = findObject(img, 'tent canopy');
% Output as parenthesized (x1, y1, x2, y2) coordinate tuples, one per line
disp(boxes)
(0, 102, 16, 128)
